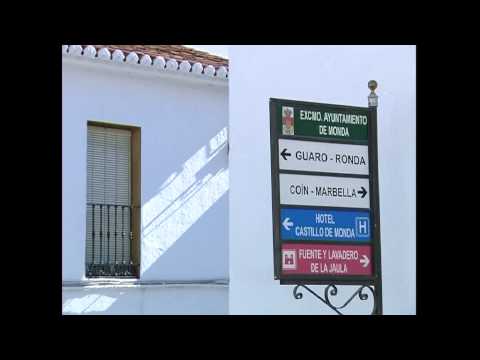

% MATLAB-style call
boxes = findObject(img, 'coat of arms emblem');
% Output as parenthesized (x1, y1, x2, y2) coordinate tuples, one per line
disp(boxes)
(282, 106, 294, 135)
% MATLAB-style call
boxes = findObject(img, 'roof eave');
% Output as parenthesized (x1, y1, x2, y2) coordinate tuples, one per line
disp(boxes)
(62, 45, 229, 85)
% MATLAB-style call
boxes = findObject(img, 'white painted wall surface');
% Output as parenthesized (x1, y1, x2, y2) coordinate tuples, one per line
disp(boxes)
(62, 57, 229, 314)
(228, 45, 416, 315)
(63, 285, 228, 315)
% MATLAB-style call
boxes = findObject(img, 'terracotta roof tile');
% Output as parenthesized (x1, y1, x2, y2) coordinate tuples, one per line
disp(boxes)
(92, 45, 228, 68)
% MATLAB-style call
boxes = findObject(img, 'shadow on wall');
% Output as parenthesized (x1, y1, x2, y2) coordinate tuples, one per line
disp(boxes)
(63, 292, 120, 314)
(140, 126, 229, 279)
(63, 127, 229, 314)
(62, 286, 228, 315)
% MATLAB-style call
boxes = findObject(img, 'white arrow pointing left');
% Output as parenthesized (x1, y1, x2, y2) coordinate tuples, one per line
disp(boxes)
(282, 217, 294, 231)
(359, 254, 370, 268)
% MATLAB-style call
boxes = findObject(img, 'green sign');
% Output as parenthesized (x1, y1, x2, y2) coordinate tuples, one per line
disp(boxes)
(273, 99, 369, 142)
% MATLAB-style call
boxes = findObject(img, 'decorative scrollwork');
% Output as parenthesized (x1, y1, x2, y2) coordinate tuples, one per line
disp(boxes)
(293, 285, 304, 299)
(293, 284, 377, 315)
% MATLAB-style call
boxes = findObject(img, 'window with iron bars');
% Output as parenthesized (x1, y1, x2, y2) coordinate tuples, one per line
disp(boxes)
(86, 123, 140, 277)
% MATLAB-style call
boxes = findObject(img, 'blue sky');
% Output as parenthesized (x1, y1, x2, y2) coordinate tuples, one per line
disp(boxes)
(184, 45, 229, 59)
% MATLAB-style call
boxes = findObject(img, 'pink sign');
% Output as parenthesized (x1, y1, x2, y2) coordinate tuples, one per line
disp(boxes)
(281, 243, 372, 276)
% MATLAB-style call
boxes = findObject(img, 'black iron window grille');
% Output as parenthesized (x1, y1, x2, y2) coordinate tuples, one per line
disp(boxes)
(86, 202, 136, 277)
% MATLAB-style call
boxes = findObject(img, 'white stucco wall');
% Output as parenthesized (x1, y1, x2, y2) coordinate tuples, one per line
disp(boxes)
(228, 45, 416, 315)
(62, 56, 229, 314)
(62, 285, 228, 315)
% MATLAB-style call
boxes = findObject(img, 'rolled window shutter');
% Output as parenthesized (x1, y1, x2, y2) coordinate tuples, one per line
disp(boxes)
(86, 125, 131, 268)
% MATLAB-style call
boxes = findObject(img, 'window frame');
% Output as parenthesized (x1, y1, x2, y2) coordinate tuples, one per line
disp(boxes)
(86, 120, 141, 278)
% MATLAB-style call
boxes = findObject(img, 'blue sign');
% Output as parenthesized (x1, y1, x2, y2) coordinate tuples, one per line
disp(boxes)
(280, 208, 371, 242)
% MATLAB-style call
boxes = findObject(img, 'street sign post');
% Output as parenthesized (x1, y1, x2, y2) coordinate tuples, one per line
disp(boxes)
(270, 91, 382, 314)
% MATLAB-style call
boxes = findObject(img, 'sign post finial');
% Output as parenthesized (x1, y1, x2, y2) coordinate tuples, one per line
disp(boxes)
(368, 80, 378, 107)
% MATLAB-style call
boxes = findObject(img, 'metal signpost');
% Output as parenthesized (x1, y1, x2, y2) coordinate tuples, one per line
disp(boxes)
(269, 81, 382, 315)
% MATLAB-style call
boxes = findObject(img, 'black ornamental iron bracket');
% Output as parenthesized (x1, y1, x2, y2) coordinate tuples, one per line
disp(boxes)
(292, 283, 378, 315)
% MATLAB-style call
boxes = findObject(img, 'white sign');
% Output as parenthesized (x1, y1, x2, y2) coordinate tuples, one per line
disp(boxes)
(279, 139, 369, 175)
(280, 173, 370, 209)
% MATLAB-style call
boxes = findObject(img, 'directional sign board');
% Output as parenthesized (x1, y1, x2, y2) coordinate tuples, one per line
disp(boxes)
(282, 243, 372, 276)
(280, 208, 371, 242)
(280, 173, 370, 208)
(279, 139, 369, 175)
(270, 98, 382, 288)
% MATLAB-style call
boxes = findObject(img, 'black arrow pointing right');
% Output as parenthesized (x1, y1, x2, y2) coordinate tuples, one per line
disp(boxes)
(358, 186, 367, 198)
(281, 148, 291, 161)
